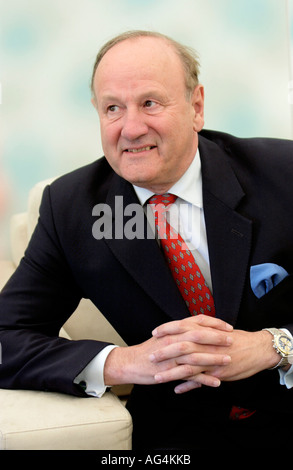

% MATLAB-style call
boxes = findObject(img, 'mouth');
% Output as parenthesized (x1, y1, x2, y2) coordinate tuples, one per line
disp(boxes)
(125, 146, 156, 153)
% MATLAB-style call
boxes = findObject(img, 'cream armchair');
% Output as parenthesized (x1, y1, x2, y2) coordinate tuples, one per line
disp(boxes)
(0, 178, 133, 450)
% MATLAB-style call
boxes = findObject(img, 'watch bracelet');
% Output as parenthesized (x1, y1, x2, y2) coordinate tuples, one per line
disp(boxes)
(262, 328, 289, 369)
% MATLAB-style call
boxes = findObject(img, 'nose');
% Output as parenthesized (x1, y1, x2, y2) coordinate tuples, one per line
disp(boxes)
(121, 108, 148, 141)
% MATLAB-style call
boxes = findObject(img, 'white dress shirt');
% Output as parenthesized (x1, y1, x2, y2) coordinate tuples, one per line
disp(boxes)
(74, 150, 293, 395)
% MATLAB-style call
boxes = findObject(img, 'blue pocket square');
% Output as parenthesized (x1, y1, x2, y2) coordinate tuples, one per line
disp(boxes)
(250, 263, 289, 299)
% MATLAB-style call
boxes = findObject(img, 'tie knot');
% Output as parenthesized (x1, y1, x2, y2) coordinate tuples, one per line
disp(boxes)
(148, 193, 177, 208)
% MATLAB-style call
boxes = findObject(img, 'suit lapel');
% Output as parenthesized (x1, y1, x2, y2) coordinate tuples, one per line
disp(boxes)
(102, 133, 253, 326)
(103, 174, 189, 321)
(199, 135, 253, 325)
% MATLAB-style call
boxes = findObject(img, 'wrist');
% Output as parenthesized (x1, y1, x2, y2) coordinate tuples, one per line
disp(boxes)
(104, 345, 137, 386)
(262, 328, 293, 370)
(261, 330, 283, 369)
(104, 346, 128, 386)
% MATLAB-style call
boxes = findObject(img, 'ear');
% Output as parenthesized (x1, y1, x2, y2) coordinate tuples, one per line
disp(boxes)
(191, 85, 204, 132)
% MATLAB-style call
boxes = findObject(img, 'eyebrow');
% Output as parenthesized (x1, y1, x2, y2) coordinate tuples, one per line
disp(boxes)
(99, 89, 168, 106)
(98, 95, 120, 108)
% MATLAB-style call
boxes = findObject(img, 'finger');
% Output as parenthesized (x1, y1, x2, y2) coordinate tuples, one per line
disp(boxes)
(154, 364, 221, 387)
(195, 314, 233, 331)
(174, 381, 202, 393)
(180, 328, 233, 346)
(153, 328, 232, 355)
(150, 341, 231, 365)
(152, 315, 233, 338)
(174, 375, 221, 394)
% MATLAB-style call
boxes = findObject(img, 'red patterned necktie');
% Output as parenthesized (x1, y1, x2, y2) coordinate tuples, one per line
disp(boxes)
(148, 193, 215, 317)
(149, 195, 254, 420)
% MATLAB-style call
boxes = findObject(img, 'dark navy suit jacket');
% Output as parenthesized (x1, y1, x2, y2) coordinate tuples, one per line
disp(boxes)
(1, 129, 293, 447)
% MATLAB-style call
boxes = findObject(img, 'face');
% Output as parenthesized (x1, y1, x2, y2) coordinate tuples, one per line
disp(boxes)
(92, 37, 204, 194)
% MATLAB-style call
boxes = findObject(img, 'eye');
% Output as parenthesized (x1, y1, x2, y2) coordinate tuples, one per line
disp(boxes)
(107, 104, 119, 113)
(144, 100, 156, 108)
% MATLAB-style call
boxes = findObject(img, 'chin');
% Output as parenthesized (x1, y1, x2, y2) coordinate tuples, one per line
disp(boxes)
(121, 169, 158, 188)
(126, 177, 153, 188)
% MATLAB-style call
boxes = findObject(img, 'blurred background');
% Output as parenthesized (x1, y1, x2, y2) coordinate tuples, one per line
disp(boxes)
(1, 0, 293, 258)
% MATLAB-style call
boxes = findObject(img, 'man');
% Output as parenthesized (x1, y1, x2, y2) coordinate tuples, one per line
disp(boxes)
(1, 30, 293, 449)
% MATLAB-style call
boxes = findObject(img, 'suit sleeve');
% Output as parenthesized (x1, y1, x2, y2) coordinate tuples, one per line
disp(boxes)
(0, 186, 109, 396)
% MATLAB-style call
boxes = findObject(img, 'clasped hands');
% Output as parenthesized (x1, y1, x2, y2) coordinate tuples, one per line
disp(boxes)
(104, 315, 279, 394)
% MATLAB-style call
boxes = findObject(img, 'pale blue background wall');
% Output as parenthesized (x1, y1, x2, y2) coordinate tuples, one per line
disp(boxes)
(1, 0, 293, 256)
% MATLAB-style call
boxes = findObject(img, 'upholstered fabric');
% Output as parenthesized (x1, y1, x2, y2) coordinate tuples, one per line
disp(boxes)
(0, 389, 132, 450)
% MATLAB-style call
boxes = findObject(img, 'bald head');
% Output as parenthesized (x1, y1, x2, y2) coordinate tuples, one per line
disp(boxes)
(91, 30, 200, 100)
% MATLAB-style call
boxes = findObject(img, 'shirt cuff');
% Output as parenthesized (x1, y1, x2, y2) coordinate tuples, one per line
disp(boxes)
(279, 364, 293, 388)
(74, 345, 118, 397)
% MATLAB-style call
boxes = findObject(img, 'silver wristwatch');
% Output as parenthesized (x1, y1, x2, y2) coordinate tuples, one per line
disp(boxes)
(263, 328, 293, 369)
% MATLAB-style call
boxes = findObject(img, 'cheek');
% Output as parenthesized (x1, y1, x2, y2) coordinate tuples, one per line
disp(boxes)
(153, 118, 177, 146)
(100, 123, 120, 151)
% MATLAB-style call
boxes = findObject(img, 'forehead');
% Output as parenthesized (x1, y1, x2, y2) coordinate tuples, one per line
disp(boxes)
(93, 37, 186, 96)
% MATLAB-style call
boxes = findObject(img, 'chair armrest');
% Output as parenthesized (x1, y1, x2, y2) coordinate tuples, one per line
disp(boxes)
(0, 388, 132, 450)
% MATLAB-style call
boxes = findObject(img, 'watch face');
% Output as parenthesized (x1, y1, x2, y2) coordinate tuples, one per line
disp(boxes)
(276, 334, 293, 355)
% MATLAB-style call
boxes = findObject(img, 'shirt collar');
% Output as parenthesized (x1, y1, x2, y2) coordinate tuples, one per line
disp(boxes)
(133, 149, 202, 208)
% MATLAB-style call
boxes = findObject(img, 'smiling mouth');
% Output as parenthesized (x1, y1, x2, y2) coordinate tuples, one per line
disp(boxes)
(125, 146, 156, 153)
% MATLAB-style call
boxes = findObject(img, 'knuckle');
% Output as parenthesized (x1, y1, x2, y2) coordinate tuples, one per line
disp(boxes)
(189, 353, 201, 365)
(182, 364, 194, 377)
(194, 314, 207, 325)
(177, 319, 188, 332)
(187, 330, 201, 342)
(161, 335, 173, 346)
(177, 342, 188, 354)
(154, 350, 164, 361)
